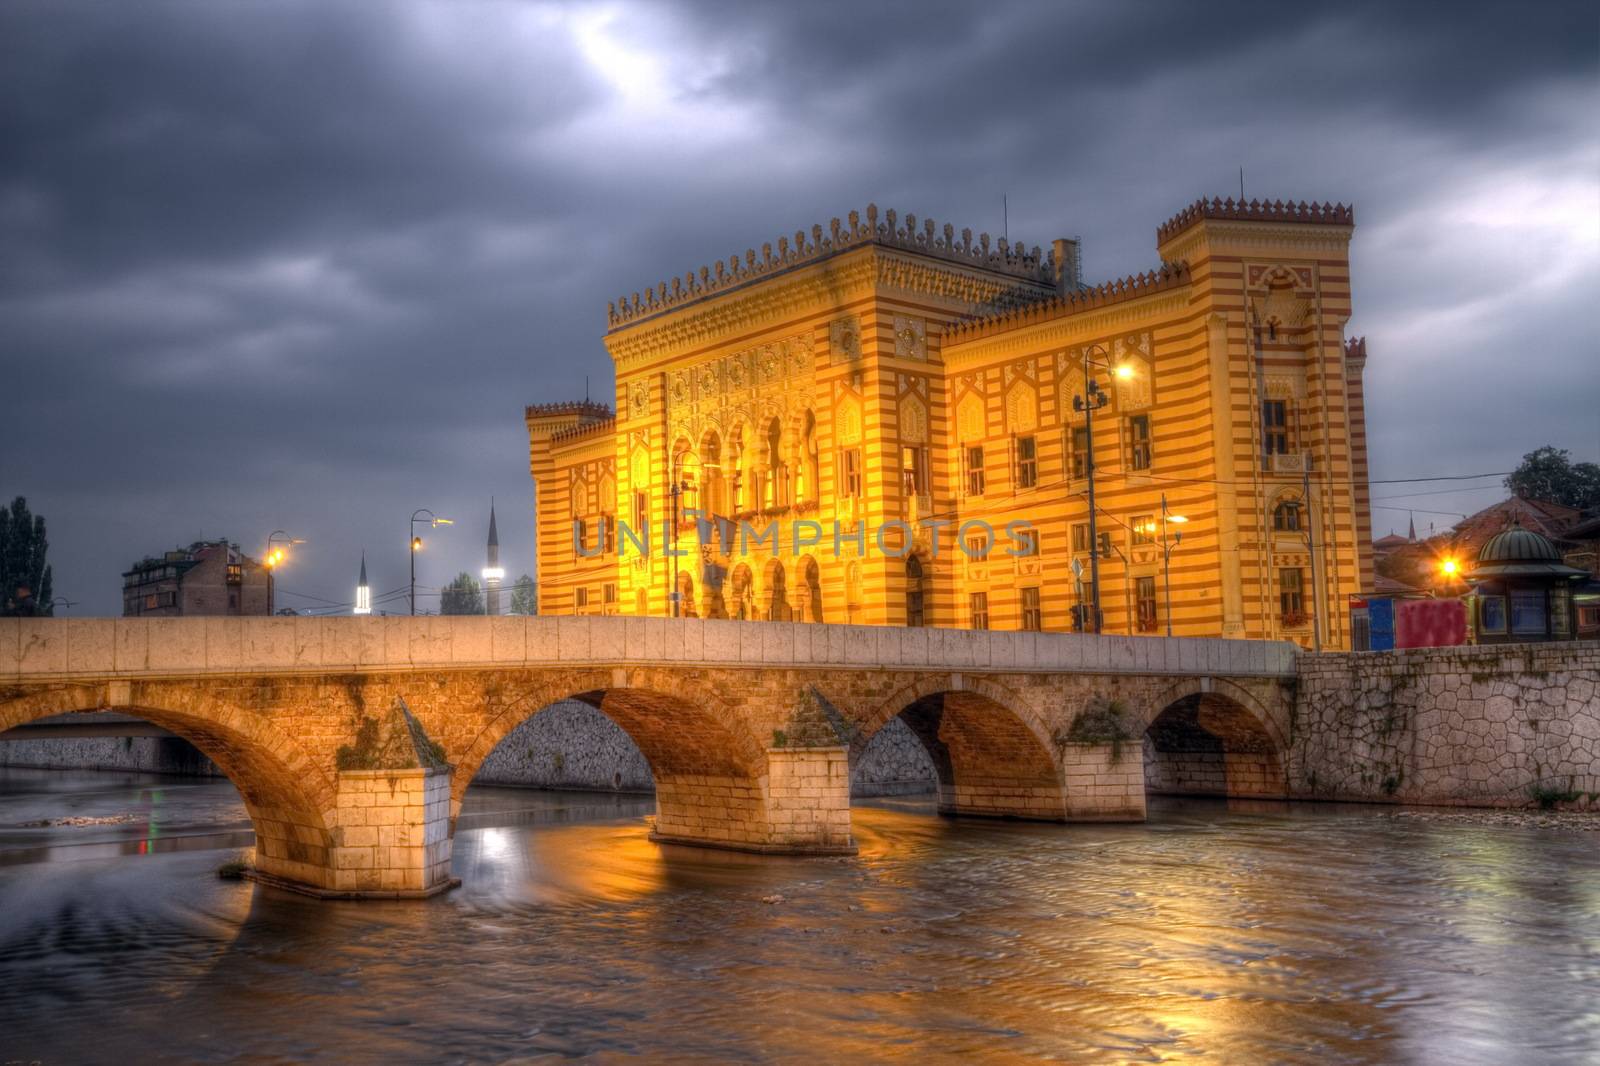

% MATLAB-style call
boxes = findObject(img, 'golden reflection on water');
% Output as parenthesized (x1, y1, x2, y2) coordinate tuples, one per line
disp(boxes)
(1, 776, 1598, 1063)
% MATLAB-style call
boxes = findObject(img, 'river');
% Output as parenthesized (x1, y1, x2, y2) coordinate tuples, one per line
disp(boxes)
(1, 766, 1596, 1064)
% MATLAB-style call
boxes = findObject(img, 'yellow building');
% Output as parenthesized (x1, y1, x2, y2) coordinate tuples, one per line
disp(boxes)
(527, 198, 1373, 649)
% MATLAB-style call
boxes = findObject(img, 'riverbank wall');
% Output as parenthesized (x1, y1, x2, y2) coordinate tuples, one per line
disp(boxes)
(1292, 642, 1599, 809)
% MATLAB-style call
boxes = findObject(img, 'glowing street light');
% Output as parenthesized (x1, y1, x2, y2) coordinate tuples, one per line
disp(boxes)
(263, 530, 304, 615)
(409, 510, 451, 616)
(1440, 557, 1460, 578)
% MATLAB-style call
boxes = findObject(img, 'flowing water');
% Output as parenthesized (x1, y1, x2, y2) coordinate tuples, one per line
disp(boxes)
(1, 766, 1596, 1064)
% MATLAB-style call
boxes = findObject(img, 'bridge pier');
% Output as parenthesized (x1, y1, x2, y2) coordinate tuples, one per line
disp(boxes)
(1059, 742, 1147, 822)
(649, 746, 855, 855)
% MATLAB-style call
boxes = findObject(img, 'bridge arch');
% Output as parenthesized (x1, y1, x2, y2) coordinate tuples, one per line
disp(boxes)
(0, 684, 338, 887)
(856, 674, 1067, 821)
(1141, 677, 1288, 799)
(450, 669, 773, 848)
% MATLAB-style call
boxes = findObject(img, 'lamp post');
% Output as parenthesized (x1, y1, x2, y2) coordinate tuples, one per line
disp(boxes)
(409, 509, 452, 616)
(264, 530, 299, 616)
(1159, 495, 1187, 637)
(1072, 344, 1135, 635)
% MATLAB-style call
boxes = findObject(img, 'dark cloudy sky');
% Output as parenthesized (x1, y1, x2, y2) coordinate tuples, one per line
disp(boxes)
(2, 1, 1596, 616)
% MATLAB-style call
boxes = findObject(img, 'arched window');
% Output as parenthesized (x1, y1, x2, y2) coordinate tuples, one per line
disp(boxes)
(765, 560, 789, 621)
(798, 409, 819, 504)
(730, 564, 754, 620)
(906, 555, 927, 627)
(763, 417, 785, 509)
(701, 430, 725, 519)
(1273, 498, 1303, 532)
(801, 557, 822, 623)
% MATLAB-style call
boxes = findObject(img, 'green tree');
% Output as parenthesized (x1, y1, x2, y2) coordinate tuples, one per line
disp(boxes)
(1505, 447, 1600, 510)
(0, 497, 53, 616)
(439, 571, 484, 615)
(509, 573, 537, 615)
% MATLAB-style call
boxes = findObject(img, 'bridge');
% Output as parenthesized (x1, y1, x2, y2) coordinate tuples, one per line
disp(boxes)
(2, 617, 1297, 898)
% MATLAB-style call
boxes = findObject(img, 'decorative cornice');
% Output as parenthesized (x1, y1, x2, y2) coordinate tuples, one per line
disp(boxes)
(1345, 336, 1367, 361)
(604, 248, 1054, 369)
(944, 262, 1193, 347)
(606, 203, 1058, 330)
(549, 417, 617, 446)
(1156, 197, 1354, 245)
(943, 290, 1193, 365)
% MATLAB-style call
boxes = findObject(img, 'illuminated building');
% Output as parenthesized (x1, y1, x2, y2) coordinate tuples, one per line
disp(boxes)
(528, 198, 1374, 648)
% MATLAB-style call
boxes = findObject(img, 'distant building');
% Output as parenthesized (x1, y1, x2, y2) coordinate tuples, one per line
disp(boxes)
(121, 541, 268, 617)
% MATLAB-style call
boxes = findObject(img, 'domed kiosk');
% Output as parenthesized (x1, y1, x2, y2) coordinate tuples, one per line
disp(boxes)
(1465, 521, 1586, 643)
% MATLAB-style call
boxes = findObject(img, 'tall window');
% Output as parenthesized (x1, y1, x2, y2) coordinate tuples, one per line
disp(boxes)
(1131, 515, 1154, 546)
(633, 491, 649, 535)
(1136, 576, 1158, 632)
(1013, 526, 1039, 558)
(966, 446, 986, 497)
(1072, 522, 1090, 554)
(1015, 435, 1037, 489)
(574, 517, 588, 557)
(602, 583, 617, 604)
(1127, 415, 1152, 471)
(1263, 399, 1290, 456)
(1279, 567, 1304, 619)
(1098, 531, 1113, 558)
(1020, 586, 1042, 631)
(906, 555, 927, 627)
(575, 587, 589, 609)
(1070, 426, 1090, 479)
(969, 591, 989, 630)
(901, 446, 929, 497)
(1273, 499, 1302, 532)
(964, 532, 990, 560)
(841, 448, 863, 498)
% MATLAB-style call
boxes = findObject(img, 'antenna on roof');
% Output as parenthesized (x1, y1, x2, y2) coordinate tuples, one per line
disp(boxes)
(1002, 195, 1008, 243)
(1239, 166, 1245, 202)
(585, 375, 590, 403)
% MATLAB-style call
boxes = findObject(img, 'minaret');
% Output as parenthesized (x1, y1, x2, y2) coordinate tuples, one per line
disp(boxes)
(354, 552, 371, 615)
(482, 500, 503, 616)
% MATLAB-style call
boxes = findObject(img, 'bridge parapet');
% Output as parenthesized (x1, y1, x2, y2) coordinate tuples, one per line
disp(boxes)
(0, 617, 1298, 682)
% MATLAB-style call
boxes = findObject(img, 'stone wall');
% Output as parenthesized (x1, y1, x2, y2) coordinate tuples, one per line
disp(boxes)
(1292, 641, 1600, 809)
(0, 735, 222, 776)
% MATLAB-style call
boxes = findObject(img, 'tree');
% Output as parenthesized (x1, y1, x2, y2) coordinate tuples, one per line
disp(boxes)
(509, 573, 537, 615)
(439, 571, 484, 615)
(1505, 447, 1600, 510)
(0, 497, 53, 616)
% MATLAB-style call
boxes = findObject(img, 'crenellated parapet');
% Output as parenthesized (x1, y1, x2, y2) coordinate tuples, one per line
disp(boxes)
(1156, 198, 1354, 244)
(524, 400, 614, 420)
(607, 203, 1058, 330)
(549, 416, 616, 445)
(943, 261, 1193, 345)
(1345, 335, 1367, 361)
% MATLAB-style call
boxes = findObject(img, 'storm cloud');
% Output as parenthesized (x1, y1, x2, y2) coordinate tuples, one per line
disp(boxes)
(2, 0, 1596, 613)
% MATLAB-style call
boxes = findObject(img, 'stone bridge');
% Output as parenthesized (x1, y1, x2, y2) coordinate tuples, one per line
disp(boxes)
(1, 617, 1297, 898)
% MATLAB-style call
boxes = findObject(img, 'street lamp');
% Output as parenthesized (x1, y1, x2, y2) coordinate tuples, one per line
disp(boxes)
(667, 470, 695, 618)
(264, 530, 302, 615)
(409, 509, 452, 616)
(1158, 495, 1187, 637)
(1071, 344, 1134, 635)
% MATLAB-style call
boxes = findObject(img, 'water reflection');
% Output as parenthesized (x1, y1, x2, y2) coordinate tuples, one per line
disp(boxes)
(0, 768, 1597, 1064)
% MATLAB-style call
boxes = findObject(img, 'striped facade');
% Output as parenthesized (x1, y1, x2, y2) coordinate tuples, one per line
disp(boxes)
(527, 199, 1372, 649)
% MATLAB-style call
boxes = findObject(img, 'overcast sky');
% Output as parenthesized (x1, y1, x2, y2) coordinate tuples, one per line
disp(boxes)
(2, 1, 1596, 616)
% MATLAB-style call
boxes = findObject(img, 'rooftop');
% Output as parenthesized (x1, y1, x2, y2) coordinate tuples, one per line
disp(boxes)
(606, 203, 1060, 331)
(1156, 197, 1354, 245)
(945, 262, 1192, 346)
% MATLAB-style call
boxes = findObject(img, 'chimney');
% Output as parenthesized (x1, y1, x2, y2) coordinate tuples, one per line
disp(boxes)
(1052, 237, 1082, 293)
